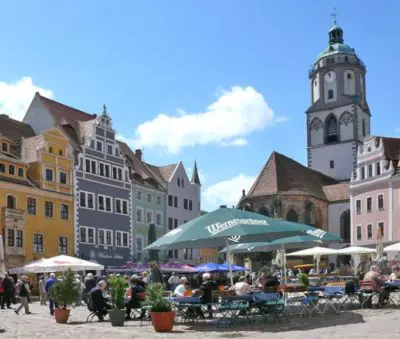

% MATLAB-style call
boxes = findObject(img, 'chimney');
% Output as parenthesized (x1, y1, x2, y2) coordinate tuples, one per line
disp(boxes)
(242, 189, 246, 197)
(135, 149, 142, 161)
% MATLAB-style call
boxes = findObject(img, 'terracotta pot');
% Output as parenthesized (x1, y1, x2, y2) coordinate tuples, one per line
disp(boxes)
(150, 311, 175, 332)
(54, 308, 70, 324)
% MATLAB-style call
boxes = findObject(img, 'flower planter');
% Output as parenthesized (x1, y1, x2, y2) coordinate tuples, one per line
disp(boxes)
(54, 308, 70, 324)
(109, 309, 126, 327)
(151, 311, 175, 332)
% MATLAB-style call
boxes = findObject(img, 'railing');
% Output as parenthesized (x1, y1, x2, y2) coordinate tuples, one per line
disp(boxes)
(3, 208, 25, 221)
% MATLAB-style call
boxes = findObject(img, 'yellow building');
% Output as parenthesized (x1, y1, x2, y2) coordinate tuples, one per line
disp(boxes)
(0, 114, 74, 268)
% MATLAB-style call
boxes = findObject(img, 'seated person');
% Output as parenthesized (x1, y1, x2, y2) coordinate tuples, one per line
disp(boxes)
(199, 273, 217, 319)
(232, 276, 251, 296)
(363, 265, 388, 306)
(89, 281, 111, 321)
(390, 267, 400, 281)
(173, 277, 188, 297)
(125, 275, 146, 320)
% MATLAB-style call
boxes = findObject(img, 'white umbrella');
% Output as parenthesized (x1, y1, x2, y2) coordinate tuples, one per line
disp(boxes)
(384, 243, 400, 252)
(286, 246, 338, 274)
(8, 258, 48, 274)
(336, 247, 376, 255)
(9, 255, 104, 273)
(0, 236, 6, 278)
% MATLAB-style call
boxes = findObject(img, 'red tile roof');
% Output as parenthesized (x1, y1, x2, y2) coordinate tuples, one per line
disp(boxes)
(146, 163, 177, 182)
(322, 183, 350, 202)
(36, 93, 96, 124)
(246, 151, 338, 200)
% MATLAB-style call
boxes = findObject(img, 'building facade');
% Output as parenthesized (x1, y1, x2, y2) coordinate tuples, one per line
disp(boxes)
(24, 95, 132, 266)
(147, 161, 201, 264)
(0, 115, 74, 268)
(118, 142, 167, 261)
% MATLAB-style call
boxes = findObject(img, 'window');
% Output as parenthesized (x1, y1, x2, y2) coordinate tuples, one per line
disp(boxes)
(356, 226, 362, 240)
(45, 201, 53, 217)
(118, 168, 122, 181)
(18, 168, 24, 177)
(98, 195, 104, 210)
(105, 197, 112, 212)
(80, 192, 86, 207)
(115, 147, 119, 157)
(80, 227, 95, 244)
(174, 218, 178, 229)
(115, 199, 122, 214)
(376, 162, 381, 175)
(97, 195, 113, 212)
(49, 147, 53, 153)
(368, 164, 373, 178)
(345, 56, 349, 62)
(105, 164, 110, 178)
(361, 167, 365, 180)
(7, 195, 16, 209)
(367, 197, 372, 213)
(137, 238, 142, 251)
(367, 224, 373, 239)
(136, 208, 143, 222)
(189, 200, 193, 211)
(99, 163, 105, 176)
(156, 212, 162, 226)
(174, 196, 178, 207)
(87, 193, 94, 209)
(0, 163, 4, 173)
(45, 168, 53, 181)
(59, 150, 63, 156)
(91, 160, 97, 174)
(378, 194, 384, 210)
(80, 192, 95, 209)
(27, 197, 36, 215)
(106, 230, 112, 246)
(60, 172, 67, 184)
(362, 119, 366, 137)
(156, 196, 161, 205)
(59, 237, 68, 254)
(122, 201, 128, 215)
(116, 231, 129, 248)
(378, 222, 384, 236)
(98, 230, 105, 245)
(177, 178, 180, 187)
(181, 179, 184, 188)
(147, 194, 153, 203)
(16, 230, 23, 247)
(329, 160, 334, 169)
(356, 200, 361, 214)
(96, 141, 103, 152)
(33, 233, 44, 253)
(168, 217, 173, 230)
(326, 115, 338, 143)
(61, 204, 69, 220)
(328, 89, 334, 100)
(107, 144, 113, 155)
(347, 73, 352, 80)
(168, 195, 173, 206)
(9, 165, 15, 175)
(90, 140, 95, 149)
(7, 229, 14, 247)
(146, 210, 153, 223)
(85, 159, 90, 173)
(184, 248, 193, 260)
(137, 190, 142, 200)
(184, 198, 188, 210)
(1, 142, 7, 152)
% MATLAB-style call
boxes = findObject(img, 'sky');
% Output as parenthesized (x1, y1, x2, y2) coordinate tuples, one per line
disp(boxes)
(1, 1, 400, 211)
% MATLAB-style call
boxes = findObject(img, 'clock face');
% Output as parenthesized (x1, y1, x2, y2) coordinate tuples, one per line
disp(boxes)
(324, 71, 336, 83)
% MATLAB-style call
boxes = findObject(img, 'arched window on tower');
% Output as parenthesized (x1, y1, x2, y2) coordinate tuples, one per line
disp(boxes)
(340, 210, 351, 243)
(326, 115, 338, 143)
(286, 209, 298, 223)
(328, 90, 334, 100)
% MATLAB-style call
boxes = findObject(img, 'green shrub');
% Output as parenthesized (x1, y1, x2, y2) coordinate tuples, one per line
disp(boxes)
(144, 283, 172, 312)
(49, 269, 79, 309)
(108, 276, 126, 310)
(298, 273, 309, 286)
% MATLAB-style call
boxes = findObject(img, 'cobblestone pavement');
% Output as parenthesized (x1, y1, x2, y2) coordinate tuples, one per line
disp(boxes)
(1, 303, 400, 338)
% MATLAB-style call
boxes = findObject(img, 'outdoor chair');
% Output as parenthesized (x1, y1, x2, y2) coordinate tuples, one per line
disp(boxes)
(254, 292, 288, 324)
(217, 295, 251, 327)
(358, 281, 380, 309)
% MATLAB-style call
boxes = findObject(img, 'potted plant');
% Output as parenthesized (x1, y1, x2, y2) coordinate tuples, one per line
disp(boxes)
(108, 275, 127, 326)
(49, 269, 79, 324)
(145, 283, 175, 332)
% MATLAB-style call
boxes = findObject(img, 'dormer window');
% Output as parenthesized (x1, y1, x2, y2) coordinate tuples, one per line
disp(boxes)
(1, 142, 8, 152)
(177, 178, 180, 187)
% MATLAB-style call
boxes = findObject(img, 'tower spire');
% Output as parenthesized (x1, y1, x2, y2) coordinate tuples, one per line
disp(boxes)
(331, 7, 338, 26)
(191, 160, 201, 186)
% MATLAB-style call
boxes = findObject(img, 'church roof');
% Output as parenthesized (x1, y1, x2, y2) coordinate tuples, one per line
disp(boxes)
(245, 151, 338, 201)
(322, 183, 350, 202)
(191, 161, 201, 185)
(145, 163, 178, 182)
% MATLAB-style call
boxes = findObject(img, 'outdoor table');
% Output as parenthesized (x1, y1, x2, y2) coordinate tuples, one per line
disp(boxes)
(170, 297, 203, 323)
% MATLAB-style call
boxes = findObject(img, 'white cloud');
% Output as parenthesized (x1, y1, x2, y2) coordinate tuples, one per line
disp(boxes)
(203, 173, 256, 209)
(133, 86, 287, 154)
(0, 77, 54, 121)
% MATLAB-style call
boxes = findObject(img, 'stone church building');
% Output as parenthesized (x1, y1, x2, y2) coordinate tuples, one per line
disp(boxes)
(238, 21, 371, 249)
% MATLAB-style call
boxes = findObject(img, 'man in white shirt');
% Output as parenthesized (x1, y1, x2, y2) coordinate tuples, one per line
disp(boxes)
(173, 277, 188, 296)
(168, 272, 180, 292)
(233, 276, 251, 296)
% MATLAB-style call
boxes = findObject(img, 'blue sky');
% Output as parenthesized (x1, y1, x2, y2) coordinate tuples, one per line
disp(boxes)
(1, 1, 400, 211)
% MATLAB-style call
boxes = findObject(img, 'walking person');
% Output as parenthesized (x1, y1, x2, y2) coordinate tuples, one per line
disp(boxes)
(14, 276, 31, 315)
(38, 276, 47, 305)
(45, 273, 57, 315)
(0, 277, 4, 309)
(1, 275, 14, 309)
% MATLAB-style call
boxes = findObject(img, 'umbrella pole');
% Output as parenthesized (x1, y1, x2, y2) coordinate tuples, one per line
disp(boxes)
(226, 238, 234, 287)
(282, 244, 287, 284)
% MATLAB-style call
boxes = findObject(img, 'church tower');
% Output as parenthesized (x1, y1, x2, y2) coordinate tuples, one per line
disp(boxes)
(306, 19, 370, 181)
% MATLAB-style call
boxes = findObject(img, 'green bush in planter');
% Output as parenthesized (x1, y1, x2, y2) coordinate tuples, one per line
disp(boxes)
(108, 276, 126, 310)
(49, 269, 79, 309)
(144, 283, 172, 312)
(298, 273, 309, 286)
